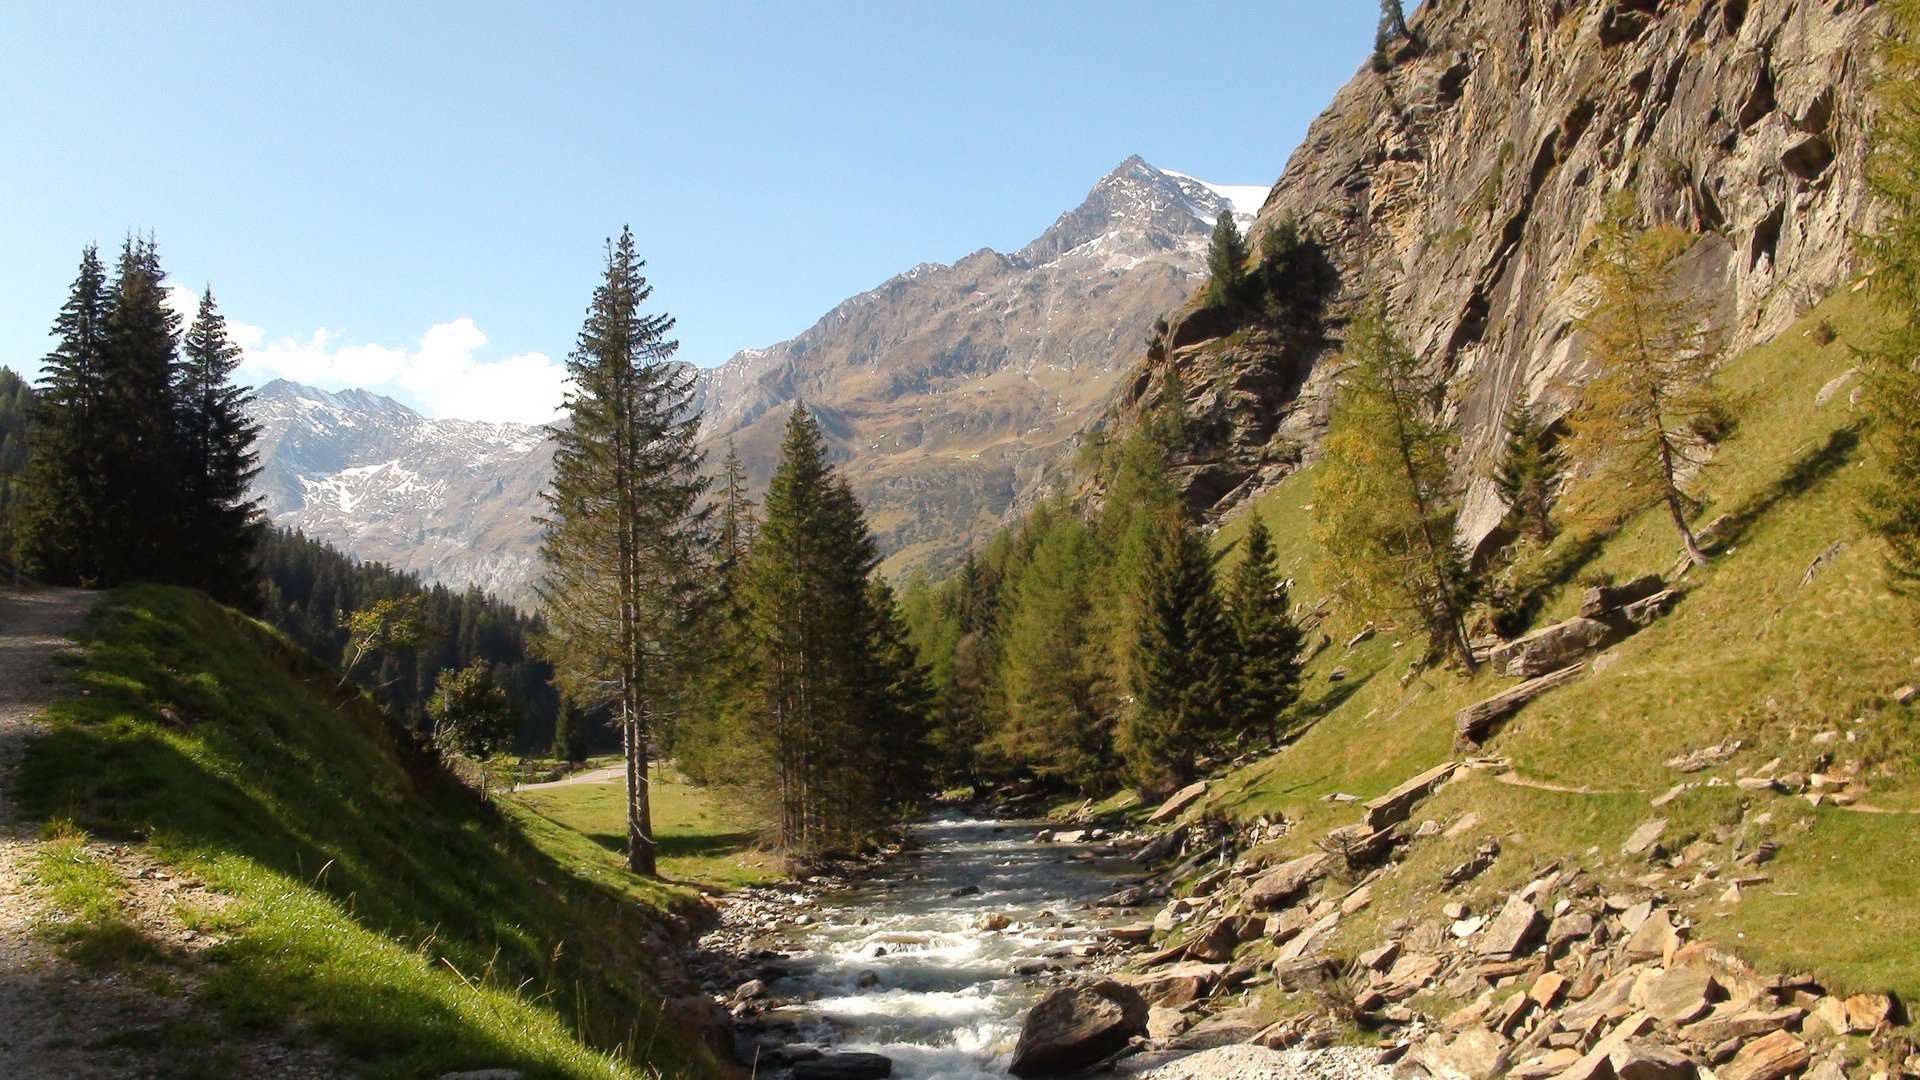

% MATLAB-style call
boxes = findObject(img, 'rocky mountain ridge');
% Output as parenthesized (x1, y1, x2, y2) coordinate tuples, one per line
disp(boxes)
(1118, 0, 1886, 555)
(249, 157, 1267, 600)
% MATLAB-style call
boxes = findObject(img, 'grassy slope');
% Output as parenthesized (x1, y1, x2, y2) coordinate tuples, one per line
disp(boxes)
(1198, 286, 1920, 1002)
(512, 770, 783, 891)
(14, 585, 724, 1080)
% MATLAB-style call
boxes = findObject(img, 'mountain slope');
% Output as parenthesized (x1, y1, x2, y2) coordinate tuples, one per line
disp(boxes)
(1115, 0, 1885, 554)
(249, 379, 551, 606)
(697, 156, 1266, 573)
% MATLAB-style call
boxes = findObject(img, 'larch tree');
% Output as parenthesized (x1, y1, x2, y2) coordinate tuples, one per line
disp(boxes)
(1227, 513, 1305, 744)
(18, 246, 111, 584)
(178, 287, 264, 604)
(1562, 195, 1722, 566)
(1860, 0, 1920, 591)
(538, 228, 708, 877)
(1310, 303, 1478, 672)
(1121, 512, 1237, 793)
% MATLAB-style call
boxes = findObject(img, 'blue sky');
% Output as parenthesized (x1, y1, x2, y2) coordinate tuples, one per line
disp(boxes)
(2, 2, 1377, 422)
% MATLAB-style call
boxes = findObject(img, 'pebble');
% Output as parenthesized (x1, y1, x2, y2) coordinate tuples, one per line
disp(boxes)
(1130, 1045, 1394, 1080)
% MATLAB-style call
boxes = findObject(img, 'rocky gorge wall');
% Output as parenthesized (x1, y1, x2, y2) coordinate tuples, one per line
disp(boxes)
(1130, 0, 1887, 551)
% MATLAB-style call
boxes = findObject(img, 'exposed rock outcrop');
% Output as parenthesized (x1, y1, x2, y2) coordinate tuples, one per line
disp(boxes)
(1114, 0, 1887, 545)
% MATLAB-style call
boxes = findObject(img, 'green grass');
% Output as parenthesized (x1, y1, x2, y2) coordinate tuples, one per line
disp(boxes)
(15, 585, 724, 1080)
(512, 769, 783, 890)
(1198, 286, 1920, 1003)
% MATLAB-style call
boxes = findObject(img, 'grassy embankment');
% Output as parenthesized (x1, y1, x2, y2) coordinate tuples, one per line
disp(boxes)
(15, 585, 728, 1080)
(1182, 285, 1920, 1003)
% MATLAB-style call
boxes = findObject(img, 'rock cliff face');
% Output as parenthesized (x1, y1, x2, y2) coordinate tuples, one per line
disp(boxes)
(697, 157, 1264, 572)
(1126, 0, 1886, 550)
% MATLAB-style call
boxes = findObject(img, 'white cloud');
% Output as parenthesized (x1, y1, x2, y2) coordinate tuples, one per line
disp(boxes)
(233, 316, 568, 426)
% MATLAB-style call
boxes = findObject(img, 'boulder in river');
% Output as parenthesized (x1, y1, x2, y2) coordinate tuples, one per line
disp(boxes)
(790, 1051, 894, 1080)
(1008, 979, 1149, 1077)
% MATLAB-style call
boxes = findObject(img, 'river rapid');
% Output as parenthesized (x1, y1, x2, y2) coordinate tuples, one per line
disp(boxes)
(707, 812, 1153, 1079)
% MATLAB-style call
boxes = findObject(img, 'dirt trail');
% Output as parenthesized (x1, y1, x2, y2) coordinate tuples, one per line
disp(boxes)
(0, 587, 342, 1078)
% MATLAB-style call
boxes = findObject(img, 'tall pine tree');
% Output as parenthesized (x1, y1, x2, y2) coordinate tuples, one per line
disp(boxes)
(538, 228, 708, 876)
(96, 235, 185, 584)
(178, 287, 264, 603)
(1227, 514, 1304, 744)
(18, 246, 111, 583)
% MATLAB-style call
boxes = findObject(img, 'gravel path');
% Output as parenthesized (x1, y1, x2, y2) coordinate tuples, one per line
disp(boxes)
(0, 587, 342, 1078)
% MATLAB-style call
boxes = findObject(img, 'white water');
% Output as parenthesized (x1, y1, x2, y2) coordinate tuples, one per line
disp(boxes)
(756, 814, 1145, 1079)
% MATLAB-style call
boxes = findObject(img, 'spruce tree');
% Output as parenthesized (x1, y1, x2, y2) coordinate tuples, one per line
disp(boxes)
(553, 699, 590, 764)
(1121, 513, 1237, 793)
(96, 235, 186, 584)
(18, 247, 111, 584)
(1310, 303, 1479, 672)
(1203, 210, 1250, 312)
(1562, 195, 1722, 566)
(537, 227, 708, 876)
(1228, 513, 1304, 744)
(1, 369, 35, 580)
(1491, 396, 1561, 544)
(178, 287, 264, 603)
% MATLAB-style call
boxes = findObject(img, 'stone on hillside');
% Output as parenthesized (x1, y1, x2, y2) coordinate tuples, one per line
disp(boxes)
(1718, 1031, 1808, 1080)
(1609, 1041, 1696, 1080)
(1491, 617, 1615, 679)
(1186, 918, 1241, 963)
(1680, 1007, 1805, 1046)
(1265, 906, 1311, 944)
(1479, 895, 1544, 959)
(1456, 664, 1587, 745)
(1626, 910, 1681, 962)
(1110, 962, 1224, 1007)
(1665, 740, 1743, 772)
(1805, 996, 1850, 1036)
(1618, 590, 1682, 629)
(1132, 826, 1189, 865)
(1620, 901, 1655, 933)
(1149, 781, 1209, 824)
(1107, 923, 1152, 944)
(1642, 967, 1719, 1025)
(1530, 972, 1568, 1009)
(1360, 941, 1402, 972)
(791, 1053, 894, 1080)
(1563, 973, 1642, 1027)
(1007, 980, 1149, 1077)
(1172, 1016, 1261, 1050)
(1897, 685, 1919, 706)
(1548, 912, 1595, 948)
(1497, 991, 1535, 1036)
(1622, 819, 1669, 858)
(1580, 575, 1668, 618)
(1845, 992, 1894, 1032)
(1384, 952, 1444, 993)
(1246, 852, 1333, 909)
(1362, 761, 1461, 831)
(1146, 1004, 1189, 1042)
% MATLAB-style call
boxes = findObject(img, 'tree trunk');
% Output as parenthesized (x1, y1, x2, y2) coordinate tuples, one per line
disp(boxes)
(624, 701, 657, 876)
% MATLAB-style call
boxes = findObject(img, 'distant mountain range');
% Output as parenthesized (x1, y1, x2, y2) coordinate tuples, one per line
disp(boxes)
(247, 157, 1267, 604)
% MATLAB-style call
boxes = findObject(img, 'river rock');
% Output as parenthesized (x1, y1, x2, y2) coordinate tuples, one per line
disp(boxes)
(978, 912, 1011, 932)
(1146, 1004, 1189, 1042)
(1246, 852, 1333, 909)
(1133, 825, 1189, 865)
(791, 1052, 894, 1080)
(1007, 980, 1149, 1077)
(1111, 962, 1225, 1007)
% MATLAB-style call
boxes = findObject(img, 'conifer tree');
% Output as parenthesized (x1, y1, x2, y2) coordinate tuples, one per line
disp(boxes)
(0, 369, 28, 580)
(1311, 304, 1478, 671)
(1121, 513, 1237, 793)
(1860, 0, 1920, 591)
(1227, 514, 1304, 743)
(1203, 211, 1250, 312)
(18, 247, 111, 583)
(1374, 0, 1409, 70)
(552, 699, 590, 764)
(1491, 396, 1561, 543)
(178, 287, 264, 603)
(95, 235, 185, 584)
(1562, 196, 1722, 566)
(538, 228, 708, 876)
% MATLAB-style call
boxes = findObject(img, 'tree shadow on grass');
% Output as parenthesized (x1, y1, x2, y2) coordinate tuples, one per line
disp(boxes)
(585, 829, 760, 861)
(1704, 423, 1863, 553)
